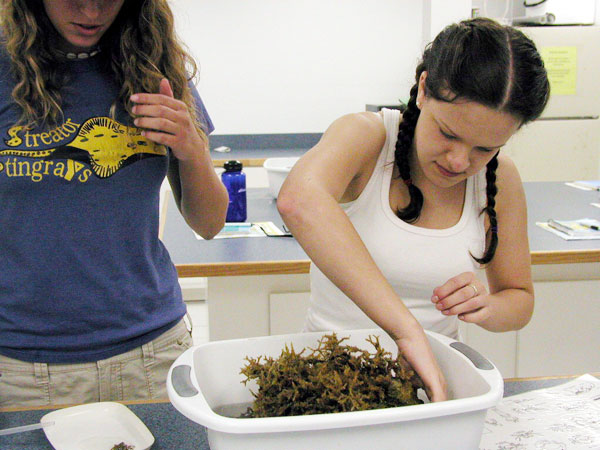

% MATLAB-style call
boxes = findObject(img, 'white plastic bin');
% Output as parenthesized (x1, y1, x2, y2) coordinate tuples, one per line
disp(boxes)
(168, 329, 503, 450)
(263, 157, 300, 198)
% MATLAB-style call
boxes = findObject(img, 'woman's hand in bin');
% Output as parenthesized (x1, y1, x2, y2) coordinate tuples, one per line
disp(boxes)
(394, 327, 448, 402)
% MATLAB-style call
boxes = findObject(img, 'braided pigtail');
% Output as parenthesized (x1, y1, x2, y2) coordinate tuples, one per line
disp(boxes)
(394, 18, 548, 263)
(475, 154, 499, 264)
(394, 65, 425, 222)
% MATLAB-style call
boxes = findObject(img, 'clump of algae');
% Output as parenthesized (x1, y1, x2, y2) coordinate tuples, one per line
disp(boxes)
(240, 333, 424, 418)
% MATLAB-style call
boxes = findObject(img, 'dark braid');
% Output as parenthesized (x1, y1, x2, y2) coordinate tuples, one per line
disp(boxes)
(394, 17, 549, 264)
(475, 155, 499, 264)
(395, 64, 424, 223)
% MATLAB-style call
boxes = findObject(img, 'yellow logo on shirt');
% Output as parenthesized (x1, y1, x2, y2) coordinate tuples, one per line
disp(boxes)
(0, 117, 166, 182)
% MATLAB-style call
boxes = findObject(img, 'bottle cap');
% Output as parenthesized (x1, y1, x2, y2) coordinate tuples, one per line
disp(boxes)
(224, 160, 243, 171)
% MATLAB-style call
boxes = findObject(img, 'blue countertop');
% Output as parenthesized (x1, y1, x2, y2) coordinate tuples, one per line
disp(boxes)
(162, 182, 600, 277)
(208, 133, 318, 166)
(211, 147, 307, 165)
(164, 188, 308, 271)
(0, 377, 582, 450)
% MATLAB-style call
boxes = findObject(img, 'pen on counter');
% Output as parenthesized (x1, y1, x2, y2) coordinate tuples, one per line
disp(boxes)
(581, 223, 600, 231)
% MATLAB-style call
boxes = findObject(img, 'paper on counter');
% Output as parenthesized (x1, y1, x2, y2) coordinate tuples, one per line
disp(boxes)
(195, 223, 265, 240)
(480, 374, 600, 450)
(566, 181, 600, 191)
(536, 221, 600, 240)
(194, 222, 288, 240)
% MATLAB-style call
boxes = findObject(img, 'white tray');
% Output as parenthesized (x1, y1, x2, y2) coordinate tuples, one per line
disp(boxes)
(41, 402, 154, 450)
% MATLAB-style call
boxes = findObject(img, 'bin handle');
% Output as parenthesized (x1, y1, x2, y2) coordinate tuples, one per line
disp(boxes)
(171, 365, 199, 397)
(449, 341, 494, 370)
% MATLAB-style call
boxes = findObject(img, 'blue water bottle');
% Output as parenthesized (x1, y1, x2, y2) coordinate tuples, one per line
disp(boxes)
(221, 160, 247, 222)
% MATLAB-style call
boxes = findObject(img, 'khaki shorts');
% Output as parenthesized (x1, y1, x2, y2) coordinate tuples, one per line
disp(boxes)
(0, 318, 193, 408)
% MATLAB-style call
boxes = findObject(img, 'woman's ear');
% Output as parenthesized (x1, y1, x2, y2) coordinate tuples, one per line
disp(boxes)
(416, 71, 428, 109)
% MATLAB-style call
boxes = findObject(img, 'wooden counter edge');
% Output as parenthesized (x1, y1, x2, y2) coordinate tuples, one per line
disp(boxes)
(504, 372, 600, 383)
(173, 250, 599, 277)
(176, 260, 311, 277)
(531, 249, 600, 265)
(213, 158, 266, 168)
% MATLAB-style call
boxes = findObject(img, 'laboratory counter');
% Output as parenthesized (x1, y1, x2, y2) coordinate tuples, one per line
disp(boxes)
(208, 133, 319, 168)
(211, 147, 307, 168)
(164, 181, 600, 278)
(1, 374, 596, 450)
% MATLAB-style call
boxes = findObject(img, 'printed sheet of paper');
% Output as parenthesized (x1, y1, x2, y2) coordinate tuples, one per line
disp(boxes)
(194, 222, 287, 240)
(195, 223, 265, 240)
(480, 374, 600, 449)
(536, 222, 600, 241)
(540, 46, 577, 96)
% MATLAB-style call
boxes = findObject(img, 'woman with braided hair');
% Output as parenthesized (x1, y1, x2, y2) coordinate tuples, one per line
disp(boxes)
(278, 17, 549, 401)
(0, 0, 228, 407)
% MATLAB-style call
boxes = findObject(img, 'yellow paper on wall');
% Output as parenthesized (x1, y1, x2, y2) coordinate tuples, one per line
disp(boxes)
(540, 46, 577, 96)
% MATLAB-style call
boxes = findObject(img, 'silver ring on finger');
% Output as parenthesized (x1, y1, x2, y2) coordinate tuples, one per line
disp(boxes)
(469, 284, 478, 297)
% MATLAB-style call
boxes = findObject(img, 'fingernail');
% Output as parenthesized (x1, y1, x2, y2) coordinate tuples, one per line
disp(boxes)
(431, 295, 439, 303)
(130, 94, 139, 102)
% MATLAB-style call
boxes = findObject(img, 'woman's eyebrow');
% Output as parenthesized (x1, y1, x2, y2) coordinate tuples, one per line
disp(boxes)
(437, 118, 460, 138)
(437, 118, 504, 150)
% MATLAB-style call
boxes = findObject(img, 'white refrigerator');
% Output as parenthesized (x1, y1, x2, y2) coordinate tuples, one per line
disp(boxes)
(502, 25, 600, 182)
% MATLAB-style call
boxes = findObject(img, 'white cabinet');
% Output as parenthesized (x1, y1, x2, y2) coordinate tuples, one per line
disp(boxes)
(216, 265, 600, 379)
(503, 119, 600, 182)
(460, 264, 600, 378)
(207, 274, 310, 341)
(459, 324, 517, 378)
(269, 292, 310, 335)
(180, 277, 209, 345)
(517, 278, 600, 377)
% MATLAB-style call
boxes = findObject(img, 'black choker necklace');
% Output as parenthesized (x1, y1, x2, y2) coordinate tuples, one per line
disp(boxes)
(57, 48, 101, 60)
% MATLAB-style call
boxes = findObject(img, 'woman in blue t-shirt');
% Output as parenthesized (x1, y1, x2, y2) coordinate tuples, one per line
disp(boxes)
(0, 0, 228, 407)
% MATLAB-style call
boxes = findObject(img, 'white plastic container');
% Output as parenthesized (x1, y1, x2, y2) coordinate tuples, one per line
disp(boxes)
(168, 329, 503, 450)
(263, 157, 300, 198)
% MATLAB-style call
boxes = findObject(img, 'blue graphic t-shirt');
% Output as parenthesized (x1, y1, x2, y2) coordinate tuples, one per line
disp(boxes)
(0, 49, 213, 362)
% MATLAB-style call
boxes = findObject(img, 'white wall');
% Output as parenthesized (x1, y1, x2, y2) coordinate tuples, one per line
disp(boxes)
(422, 0, 473, 46)
(168, 1, 445, 134)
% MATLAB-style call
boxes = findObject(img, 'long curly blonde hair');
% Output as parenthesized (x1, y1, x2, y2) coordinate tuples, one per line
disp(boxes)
(0, 0, 205, 141)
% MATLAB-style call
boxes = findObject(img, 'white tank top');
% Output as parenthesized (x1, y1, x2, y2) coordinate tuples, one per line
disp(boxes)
(305, 108, 487, 339)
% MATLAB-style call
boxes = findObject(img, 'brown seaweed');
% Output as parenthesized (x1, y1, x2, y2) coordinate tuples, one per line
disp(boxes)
(240, 333, 424, 418)
(110, 443, 134, 450)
